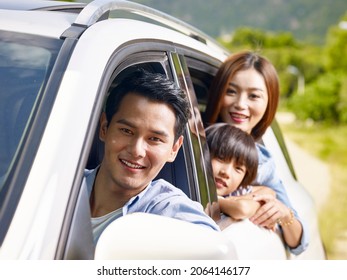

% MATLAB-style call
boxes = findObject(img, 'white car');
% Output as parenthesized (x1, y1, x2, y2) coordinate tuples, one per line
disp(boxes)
(0, 0, 326, 260)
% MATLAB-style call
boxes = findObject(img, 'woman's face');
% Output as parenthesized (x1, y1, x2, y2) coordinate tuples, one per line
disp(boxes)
(219, 68, 268, 134)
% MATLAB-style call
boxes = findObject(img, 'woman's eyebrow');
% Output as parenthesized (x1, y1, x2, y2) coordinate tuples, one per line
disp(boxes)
(228, 82, 238, 88)
(229, 82, 265, 92)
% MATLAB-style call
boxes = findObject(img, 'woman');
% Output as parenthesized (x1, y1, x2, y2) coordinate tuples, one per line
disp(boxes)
(204, 51, 308, 255)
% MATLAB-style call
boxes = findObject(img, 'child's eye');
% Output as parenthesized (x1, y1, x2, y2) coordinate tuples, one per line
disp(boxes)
(216, 156, 226, 163)
(235, 166, 245, 173)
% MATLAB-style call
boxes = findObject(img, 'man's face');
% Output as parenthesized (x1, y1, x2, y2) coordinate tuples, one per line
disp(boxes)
(99, 92, 183, 195)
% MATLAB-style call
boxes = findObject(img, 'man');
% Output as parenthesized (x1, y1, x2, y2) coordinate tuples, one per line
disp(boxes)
(85, 69, 220, 243)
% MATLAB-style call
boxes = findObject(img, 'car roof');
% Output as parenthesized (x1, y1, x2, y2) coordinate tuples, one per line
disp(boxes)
(0, 9, 78, 38)
(0, 0, 229, 57)
(0, 0, 85, 11)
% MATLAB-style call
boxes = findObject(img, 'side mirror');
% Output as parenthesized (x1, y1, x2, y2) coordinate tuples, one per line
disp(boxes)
(95, 212, 237, 259)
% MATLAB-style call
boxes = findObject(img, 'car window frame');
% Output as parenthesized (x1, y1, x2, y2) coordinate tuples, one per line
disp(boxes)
(57, 43, 218, 258)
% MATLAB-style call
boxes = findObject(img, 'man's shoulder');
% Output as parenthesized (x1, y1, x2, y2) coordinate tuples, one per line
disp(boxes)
(140, 178, 195, 206)
(148, 178, 186, 196)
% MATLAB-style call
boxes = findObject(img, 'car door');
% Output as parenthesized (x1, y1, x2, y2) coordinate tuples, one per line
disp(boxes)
(59, 43, 224, 259)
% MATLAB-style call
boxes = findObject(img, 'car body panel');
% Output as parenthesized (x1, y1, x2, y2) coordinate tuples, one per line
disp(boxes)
(262, 128, 326, 259)
(0, 10, 76, 38)
(0, 0, 85, 11)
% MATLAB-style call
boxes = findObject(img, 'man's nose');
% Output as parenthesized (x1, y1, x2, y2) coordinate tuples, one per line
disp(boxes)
(128, 138, 146, 158)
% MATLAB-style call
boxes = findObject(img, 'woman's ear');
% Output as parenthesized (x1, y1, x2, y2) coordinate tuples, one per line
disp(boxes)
(99, 112, 108, 141)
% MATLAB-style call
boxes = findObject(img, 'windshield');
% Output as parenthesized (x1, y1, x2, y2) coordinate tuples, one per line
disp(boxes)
(0, 30, 62, 208)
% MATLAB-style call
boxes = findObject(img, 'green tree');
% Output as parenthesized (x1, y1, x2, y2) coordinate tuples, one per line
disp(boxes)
(288, 72, 343, 123)
(337, 77, 347, 123)
(325, 12, 347, 71)
(224, 27, 297, 50)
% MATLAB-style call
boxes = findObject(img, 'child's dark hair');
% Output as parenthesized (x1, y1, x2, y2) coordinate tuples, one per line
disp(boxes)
(205, 123, 258, 188)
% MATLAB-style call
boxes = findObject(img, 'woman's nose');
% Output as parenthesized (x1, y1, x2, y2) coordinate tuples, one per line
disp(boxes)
(234, 94, 248, 110)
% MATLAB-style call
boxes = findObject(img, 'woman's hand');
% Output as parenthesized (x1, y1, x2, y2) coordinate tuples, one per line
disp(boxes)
(249, 194, 291, 230)
(250, 194, 303, 248)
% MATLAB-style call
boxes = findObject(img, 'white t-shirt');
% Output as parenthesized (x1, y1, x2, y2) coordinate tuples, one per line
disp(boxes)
(91, 208, 122, 244)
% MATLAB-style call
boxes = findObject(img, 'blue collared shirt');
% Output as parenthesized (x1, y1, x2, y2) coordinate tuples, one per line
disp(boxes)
(254, 143, 309, 255)
(84, 168, 220, 243)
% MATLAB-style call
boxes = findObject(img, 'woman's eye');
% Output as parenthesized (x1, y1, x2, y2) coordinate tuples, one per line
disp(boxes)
(226, 88, 237, 95)
(249, 93, 260, 99)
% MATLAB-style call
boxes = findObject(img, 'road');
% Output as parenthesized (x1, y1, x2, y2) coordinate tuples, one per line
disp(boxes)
(283, 130, 347, 259)
(283, 137, 331, 209)
(276, 112, 331, 209)
(277, 113, 347, 259)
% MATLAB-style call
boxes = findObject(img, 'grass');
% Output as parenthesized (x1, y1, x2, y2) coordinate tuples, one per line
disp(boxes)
(279, 120, 347, 259)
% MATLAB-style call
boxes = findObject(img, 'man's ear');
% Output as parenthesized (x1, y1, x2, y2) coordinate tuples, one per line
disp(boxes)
(99, 112, 108, 142)
(167, 135, 184, 162)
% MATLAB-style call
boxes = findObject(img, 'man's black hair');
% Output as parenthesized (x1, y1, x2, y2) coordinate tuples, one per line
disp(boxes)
(105, 69, 191, 141)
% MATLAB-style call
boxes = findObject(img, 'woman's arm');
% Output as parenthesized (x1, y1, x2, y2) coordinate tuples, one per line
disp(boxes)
(250, 194, 303, 248)
(252, 186, 276, 197)
(253, 144, 308, 254)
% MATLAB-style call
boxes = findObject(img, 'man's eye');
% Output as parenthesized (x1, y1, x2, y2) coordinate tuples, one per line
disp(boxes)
(120, 128, 132, 134)
(149, 137, 163, 143)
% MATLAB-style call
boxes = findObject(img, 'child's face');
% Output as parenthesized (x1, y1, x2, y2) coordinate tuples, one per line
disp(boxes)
(211, 157, 246, 196)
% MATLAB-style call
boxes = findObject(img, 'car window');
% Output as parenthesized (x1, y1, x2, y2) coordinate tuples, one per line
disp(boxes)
(270, 120, 297, 180)
(185, 56, 219, 112)
(169, 53, 222, 220)
(0, 31, 62, 237)
(84, 50, 212, 203)
(85, 59, 194, 195)
(186, 55, 299, 185)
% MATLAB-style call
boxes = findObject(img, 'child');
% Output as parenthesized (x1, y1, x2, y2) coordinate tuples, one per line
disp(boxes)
(205, 123, 274, 220)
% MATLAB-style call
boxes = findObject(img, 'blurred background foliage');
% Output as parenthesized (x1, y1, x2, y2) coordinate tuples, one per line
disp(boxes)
(218, 18, 347, 125)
